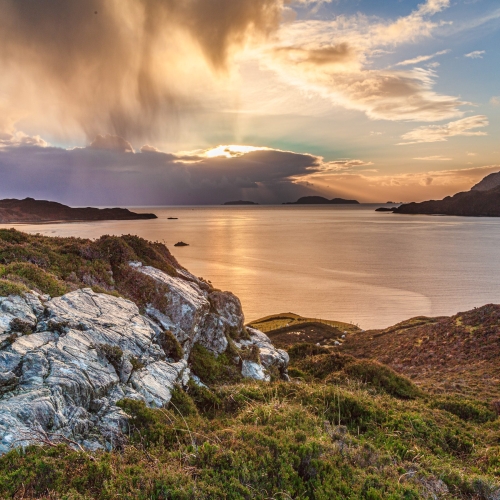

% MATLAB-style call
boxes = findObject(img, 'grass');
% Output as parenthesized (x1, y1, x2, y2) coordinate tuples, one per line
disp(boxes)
(0, 229, 182, 310)
(2, 230, 500, 498)
(1, 371, 500, 499)
(0, 340, 498, 498)
(248, 312, 361, 335)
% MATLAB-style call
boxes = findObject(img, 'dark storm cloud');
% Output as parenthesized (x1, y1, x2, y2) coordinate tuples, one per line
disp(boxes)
(0, 138, 323, 205)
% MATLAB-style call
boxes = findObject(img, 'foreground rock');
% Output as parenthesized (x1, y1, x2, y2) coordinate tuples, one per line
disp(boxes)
(0, 265, 288, 454)
(0, 198, 157, 223)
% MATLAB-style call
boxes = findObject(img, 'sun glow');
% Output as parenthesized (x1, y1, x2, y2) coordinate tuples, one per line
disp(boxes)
(203, 145, 269, 158)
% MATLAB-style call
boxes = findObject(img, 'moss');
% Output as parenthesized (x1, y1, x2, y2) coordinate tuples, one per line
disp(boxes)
(158, 330, 183, 362)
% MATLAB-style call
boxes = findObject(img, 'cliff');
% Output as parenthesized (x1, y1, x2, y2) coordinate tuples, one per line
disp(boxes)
(0, 198, 157, 223)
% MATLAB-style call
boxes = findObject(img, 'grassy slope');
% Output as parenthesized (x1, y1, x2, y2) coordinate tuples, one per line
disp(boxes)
(2, 360, 500, 499)
(339, 307, 500, 401)
(248, 312, 361, 334)
(1, 230, 500, 498)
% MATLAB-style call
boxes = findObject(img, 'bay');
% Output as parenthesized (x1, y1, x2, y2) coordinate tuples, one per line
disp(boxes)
(3, 205, 500, 329)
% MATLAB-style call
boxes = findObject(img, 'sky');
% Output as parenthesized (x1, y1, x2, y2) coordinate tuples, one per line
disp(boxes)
(0, 0, 499, 205)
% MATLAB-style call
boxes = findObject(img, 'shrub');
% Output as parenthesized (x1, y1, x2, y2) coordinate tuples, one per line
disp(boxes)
(129, 356, 145, 371)
(431, 396, 497, 423)
(189, 344, 241, 385)
(295, 352, 354, 380)
(187, 380, 222, 414)
(116, 399, 173, 446)
(169, 386, 198, 417)
(287, 343, 330, 362)
(158, 330, 183, 361)
(97, 344, 123, 371)
(1, 262, 68, 297)
(0, 279, 28, 297)
(344, 360, 421, 400)
(9, 317, 33, 335)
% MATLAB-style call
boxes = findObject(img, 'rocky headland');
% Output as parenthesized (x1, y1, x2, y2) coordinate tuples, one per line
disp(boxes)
(0, 230, 288, 455)
(284, 196, 360, 205)
(0, 198, 157, 223)
(378, 172, 500, 217)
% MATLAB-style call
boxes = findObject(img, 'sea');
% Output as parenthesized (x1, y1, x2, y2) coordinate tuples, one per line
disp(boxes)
(3, 204, 500, 330)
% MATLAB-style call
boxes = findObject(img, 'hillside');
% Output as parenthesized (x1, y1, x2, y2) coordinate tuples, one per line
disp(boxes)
(1, 230, 500, 498)
(339, 306, 500, 400)
(0, 198, 157, 223)
(392, 185, 500, 217)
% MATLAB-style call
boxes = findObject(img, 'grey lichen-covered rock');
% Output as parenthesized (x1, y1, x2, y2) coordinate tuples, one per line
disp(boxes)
(236, 328, 290, 381)
(241, 360, 270, 382)
(0, 263, 289, 455)
(0, 289, 189, 455)
(135, 263, 243, 357)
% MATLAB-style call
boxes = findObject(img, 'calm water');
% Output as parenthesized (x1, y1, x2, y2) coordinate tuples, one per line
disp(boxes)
(3, 205, 500, 329)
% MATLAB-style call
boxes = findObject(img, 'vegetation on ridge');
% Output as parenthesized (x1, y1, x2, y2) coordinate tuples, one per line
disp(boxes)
(1, 346, 500, 499)
(0, 228, 185, 310)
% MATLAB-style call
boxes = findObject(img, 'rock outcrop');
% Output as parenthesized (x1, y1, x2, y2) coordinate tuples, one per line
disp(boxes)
(0, 262, 289, 455)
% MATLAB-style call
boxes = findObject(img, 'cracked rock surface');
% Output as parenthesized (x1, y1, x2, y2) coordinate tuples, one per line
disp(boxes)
(0, 263, 288, 454)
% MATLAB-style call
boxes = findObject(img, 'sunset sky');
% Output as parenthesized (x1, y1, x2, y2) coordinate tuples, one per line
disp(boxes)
(0, 0, 499, 204)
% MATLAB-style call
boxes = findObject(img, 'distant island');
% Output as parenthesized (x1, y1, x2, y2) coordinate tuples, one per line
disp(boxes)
(223, 200, 259, 205)
(0, 198, 157, 223)
(376, 172, 500, 217)
(284, 196, 359, 205)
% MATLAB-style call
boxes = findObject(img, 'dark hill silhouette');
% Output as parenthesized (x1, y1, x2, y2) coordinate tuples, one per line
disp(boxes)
(284, 196, 359, 205)
(393, 185, 500, 217)
(0, 198, 157, 223)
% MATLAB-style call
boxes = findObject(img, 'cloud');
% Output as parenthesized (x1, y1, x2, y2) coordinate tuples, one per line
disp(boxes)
(395, 49, 450, 66)
(89, 134, 134, 153)
(257, 0, 466, 122)
(399, 115, 489, 144)
(0, 132, 48, 149)
(323, 159, 374, 171)
(0, 136, 336, 205)
(414, 156, 452, 160)
(490, 96, 500, 106)
(309, 165, 500, 202)
(0, 0, 285, 140)
(464, 50, 485, 59)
